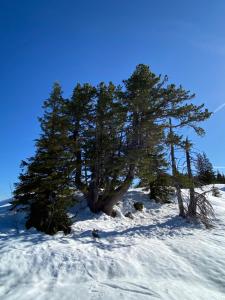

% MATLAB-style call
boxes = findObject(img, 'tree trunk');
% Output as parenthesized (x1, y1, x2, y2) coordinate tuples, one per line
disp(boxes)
(87, 164, 135, 215)
(87, 180, 101, 212)
(73, 121, 84, 190)
(169, 119, 185, 217)
(87, 108, 138, 215)
(185, 138, 197, 217)
(101, 164, 135, 215)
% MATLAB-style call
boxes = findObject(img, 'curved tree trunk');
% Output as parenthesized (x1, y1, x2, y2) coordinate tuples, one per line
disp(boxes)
(101, 165, 135, 215)
(87, 164, 135, 215)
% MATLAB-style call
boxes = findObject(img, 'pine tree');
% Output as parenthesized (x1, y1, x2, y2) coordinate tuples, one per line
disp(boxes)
(216, 171, 222, 183)
(67, 83, 96, 192)
(162, 78, 211, 217)
(124, 64, 211, 196)
(13, 83, 74, 235)
(10, 64, 213, 235)
(86, 82, 127, 214)
(216, 171, 225, 183)
(196, 152, 215, 184)
(68, 64, 211, 216)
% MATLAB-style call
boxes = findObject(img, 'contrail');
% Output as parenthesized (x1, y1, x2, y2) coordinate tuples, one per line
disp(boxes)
(214, 102, 225, 113)
(213, 166, 225, 169)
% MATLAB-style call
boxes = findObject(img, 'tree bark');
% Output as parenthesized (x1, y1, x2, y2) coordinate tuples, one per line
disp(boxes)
(169, 119, 185, 217)
(87, 164, 135, 215)
(87, 180, 100, 212)
(185, 138, 197, 217)
(101, 164, 135, 215)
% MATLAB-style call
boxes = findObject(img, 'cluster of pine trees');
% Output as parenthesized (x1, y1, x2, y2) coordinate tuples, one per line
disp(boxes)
(12, 64, 212, 234)
(196, 152, 225, 184)
(215, 171, 225, 184)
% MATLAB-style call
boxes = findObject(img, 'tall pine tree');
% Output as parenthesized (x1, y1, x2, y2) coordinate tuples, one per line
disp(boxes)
(13, 83, 74, 234)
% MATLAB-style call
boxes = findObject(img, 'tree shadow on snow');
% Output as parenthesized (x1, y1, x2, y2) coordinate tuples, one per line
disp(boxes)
(0, 201, 51, 246)
(0, 191, 198, 250)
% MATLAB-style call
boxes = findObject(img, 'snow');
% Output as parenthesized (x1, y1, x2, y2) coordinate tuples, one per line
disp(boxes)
(1, 186, 225, 300)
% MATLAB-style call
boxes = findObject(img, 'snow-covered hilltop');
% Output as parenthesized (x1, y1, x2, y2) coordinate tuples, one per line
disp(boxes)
(1, 186, 225, 300)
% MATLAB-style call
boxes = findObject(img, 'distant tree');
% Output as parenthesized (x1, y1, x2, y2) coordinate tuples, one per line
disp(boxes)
(215, 171, 225, 183)
(216, 171, 222, 183)
(196, 152, 215, 184)
(12, 83, 74, 235)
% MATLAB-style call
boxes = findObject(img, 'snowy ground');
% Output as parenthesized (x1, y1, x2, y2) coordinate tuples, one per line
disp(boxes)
(0, 186, 225, 300)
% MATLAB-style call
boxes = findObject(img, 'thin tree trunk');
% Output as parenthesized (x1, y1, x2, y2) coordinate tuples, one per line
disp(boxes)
(73, 121, 83, 188)
(87, 179, 100, 212)
(185, 138, 197, 217)
(84, 158, 88, 185)
(169, 119, 185, 217)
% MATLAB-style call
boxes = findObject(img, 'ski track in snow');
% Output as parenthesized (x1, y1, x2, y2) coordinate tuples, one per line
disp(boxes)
(0, 186, 225, 299)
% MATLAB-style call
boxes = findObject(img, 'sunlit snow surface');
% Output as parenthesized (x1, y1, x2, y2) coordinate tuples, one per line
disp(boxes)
(0, 186, 225, 300)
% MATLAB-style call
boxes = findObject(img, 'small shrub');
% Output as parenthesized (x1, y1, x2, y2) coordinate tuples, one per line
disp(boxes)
(195, 191, 215, 228)
(149, 174, 175, 204)
(150, 185, 175, 203)
(133, 202, 144, 211)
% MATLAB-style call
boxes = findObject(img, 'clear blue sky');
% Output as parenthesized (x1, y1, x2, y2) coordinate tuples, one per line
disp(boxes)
(1, 0, 225, 199)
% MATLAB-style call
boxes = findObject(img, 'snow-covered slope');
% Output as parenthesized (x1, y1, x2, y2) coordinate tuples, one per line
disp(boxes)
(0, 186, 225, 300)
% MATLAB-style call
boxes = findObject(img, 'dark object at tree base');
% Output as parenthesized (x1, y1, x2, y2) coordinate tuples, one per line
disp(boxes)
(212, 186, 221, 197)
(111, 210, 117, 218)
(133, 202, 144, 211)
(125, 212, 134, 219)
(92, 229, 100, 238)
(162, 199, 173, 204)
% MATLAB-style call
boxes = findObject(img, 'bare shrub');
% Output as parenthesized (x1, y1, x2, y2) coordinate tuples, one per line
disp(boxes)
(194, 191, 215, 228)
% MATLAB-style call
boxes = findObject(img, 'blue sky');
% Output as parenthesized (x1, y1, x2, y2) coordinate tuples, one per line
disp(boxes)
(1, 0, 225, 199)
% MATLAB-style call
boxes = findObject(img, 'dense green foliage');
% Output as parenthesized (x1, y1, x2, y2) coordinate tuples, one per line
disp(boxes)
(12, 64, 212, 234)
(13, 83, 74, 234)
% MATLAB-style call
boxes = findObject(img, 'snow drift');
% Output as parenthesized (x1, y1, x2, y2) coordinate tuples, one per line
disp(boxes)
(0, 186, 225, 300)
